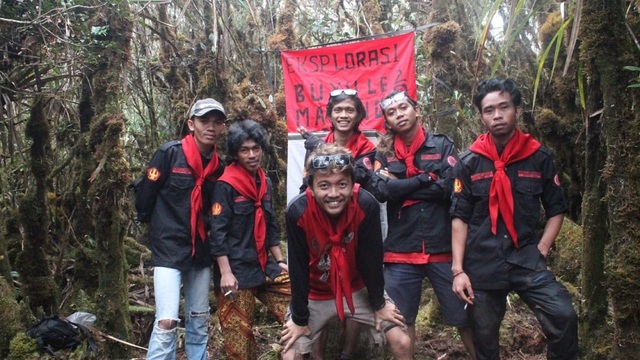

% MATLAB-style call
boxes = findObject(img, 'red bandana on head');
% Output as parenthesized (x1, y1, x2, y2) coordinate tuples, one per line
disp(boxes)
(181, 134, 220, 256)
(324, 132, 376, 158)
(219, 162, 268, 270)
(300, 184, 364, 321)
(394, 127, 426, 209)
(469, 129, 541, 247)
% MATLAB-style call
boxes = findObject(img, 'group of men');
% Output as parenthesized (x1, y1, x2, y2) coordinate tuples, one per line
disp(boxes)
(136, 78, 578, 360)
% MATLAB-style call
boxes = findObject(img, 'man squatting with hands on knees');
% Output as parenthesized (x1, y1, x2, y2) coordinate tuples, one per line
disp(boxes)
(281, 144, 412, 360)
(297, 88, 376, 359)
(210, 119, 291, 360)
(450, 78, 578, 360)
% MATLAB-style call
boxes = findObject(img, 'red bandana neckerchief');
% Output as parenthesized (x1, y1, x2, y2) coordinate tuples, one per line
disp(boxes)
(324, 131, 376, 158)
(219, 162, 268, 270)
(181, 134, 220, 256)
(469, 129, 541, 247)
(394, 127, 426, 209)
(299, 184, 363, 321)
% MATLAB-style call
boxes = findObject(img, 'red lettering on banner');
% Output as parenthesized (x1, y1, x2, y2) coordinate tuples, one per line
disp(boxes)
(281, 33, 416, 133)
(471, 171, 494, 181)
(518, 171, 541, 179)
(421, 153, 442, 160)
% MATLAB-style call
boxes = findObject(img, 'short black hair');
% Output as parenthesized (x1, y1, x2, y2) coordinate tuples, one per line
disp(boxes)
(227, 119, 269, 157)
(473, 78, 522, 111)
(326, 92, 367, 132)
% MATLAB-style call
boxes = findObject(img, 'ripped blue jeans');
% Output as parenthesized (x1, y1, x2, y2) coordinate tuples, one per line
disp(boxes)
(146, 266, 210, 360)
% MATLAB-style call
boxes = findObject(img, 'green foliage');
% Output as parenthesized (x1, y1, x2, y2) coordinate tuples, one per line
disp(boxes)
(623, 66, 640, 88)
(8, 333, 38, 360)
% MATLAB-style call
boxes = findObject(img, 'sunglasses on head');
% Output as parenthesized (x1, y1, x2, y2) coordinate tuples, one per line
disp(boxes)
(380, 91, 411, 110)
(312, 154, 352, 169)
(330, 89, 357, 97)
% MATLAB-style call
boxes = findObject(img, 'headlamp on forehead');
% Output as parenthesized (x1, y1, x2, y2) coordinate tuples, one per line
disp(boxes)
(312, 154, 352, 169)
(380, 91, 411, 110)
(330, 89, 357, 97)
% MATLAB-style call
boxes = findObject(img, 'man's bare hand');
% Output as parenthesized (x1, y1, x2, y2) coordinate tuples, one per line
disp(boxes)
(280, 319, 311, 354)
(374, 301, 405, 331)
(452, 272, 474, 305)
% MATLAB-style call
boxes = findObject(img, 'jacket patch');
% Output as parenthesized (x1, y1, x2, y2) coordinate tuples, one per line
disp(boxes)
(471, 171, 493, 181)
(447, 155, 457, 167)
(147, 168, 160, 181)
(554, 174, 561, 186)
(374, 160, 382, 172)
(172, 167, 191, 174)
(454, 179, 463, 193)
(387, 156, 398, 163)
(263, 194, 272, 201)
(211, 202, 222, 215)
(362, 157, 372, 170)
(518, 171, 541, 179)
(421, 153, 442, 160)
(234, 195, 248, 202)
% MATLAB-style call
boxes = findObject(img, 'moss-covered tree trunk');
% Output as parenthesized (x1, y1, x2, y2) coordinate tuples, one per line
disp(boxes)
(580, 0, 640, 357)
(14, 96, 58, 314)
(81, 2, 134, 357)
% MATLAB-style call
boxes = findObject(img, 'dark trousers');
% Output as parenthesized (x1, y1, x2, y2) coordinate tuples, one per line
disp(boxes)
(468, 261, 578, 360)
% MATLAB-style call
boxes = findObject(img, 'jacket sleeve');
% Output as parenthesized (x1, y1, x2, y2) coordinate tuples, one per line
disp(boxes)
(406, 139, 458, 201)
(266, 178, 281, 248)
(209, 182, 235, 258)
(449, 155, 474, 223)
(355, 193, 386, 311)
(135, 147, 173, 222)
(370, 152, 426, 202)
(354, 150, 376, 191)
(286, 201, 311, 326)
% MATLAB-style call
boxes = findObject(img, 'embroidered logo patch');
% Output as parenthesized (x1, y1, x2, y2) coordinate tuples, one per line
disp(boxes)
(454, 178, 463, 193)
(447, 155, 457, 167)
(211, 202, 222, 215)
(147, 168, 160, 181)
(362, 157, 372, 170)
(374, 160, 382, 172)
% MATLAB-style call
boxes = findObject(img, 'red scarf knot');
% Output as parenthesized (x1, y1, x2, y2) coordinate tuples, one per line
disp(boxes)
(219, 163, 269, 270)
(394, 127, 427, 209)
(469, 130, 541, 247)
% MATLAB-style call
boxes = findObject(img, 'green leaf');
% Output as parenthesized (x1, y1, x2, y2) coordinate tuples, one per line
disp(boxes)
(622, 66, 640, 72)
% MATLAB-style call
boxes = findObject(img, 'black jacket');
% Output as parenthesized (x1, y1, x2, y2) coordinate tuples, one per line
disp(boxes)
(135, 140, 225, 270)
(450, 146, 567, 290)
(370, 132, 458, 255)
(209, 176, 282, 289)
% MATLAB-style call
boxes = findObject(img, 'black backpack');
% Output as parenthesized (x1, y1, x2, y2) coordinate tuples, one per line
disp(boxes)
(26, 315, 97, 357)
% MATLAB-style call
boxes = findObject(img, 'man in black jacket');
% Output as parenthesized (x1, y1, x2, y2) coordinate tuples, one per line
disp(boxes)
(210, 120, 290, 360)
(136, 98, 226, 360)
(371, 91, 475, 358)
(451, 78, 578, 360)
